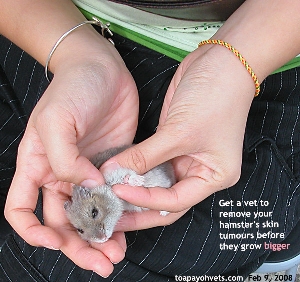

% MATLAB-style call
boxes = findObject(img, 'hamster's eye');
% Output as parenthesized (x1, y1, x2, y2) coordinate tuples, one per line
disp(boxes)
(77, 228, 84, 234)
(92, 208, 98, 219)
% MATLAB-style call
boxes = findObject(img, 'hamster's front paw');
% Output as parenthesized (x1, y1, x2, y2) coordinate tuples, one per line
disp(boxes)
(104, 167, 145, 186)
(124, 174, 144, 186)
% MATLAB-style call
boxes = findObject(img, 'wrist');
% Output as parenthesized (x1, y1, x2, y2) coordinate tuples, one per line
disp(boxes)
(45, 17, 114, 82)
(187, 45, 257, 103)
(198, 40, 260, 97)
(208, 0, 300, 83)
(48, 23, 119, 76)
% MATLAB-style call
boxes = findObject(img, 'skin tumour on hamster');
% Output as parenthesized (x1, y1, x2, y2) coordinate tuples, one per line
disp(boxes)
(64, 185, 123, 243)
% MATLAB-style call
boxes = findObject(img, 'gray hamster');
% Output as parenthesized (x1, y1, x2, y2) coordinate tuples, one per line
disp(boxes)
(64, 145, 176, 243)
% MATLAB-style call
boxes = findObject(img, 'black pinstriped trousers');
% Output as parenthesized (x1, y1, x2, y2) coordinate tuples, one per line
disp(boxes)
(0, 31, 299, 281)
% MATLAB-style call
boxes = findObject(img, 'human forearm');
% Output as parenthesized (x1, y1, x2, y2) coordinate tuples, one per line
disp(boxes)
(0, 0, 111, 73)
(210, 0, 300, 82)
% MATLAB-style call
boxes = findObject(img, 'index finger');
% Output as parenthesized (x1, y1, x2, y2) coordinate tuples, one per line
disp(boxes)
(113, 176, 218, 213)
(114, 209, 188, 232)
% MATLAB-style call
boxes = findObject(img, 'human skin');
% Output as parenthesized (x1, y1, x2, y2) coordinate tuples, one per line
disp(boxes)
(103, 0, 300, 231)
(1, 0, 138, 277)
(2, 0, 300, 278)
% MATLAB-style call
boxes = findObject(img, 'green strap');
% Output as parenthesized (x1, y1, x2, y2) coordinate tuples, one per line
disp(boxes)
(80, 8, 300, 74)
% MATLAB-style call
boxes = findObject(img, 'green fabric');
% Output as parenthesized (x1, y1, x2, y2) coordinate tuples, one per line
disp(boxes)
(80, 8, 300, 74)
(272, 57, 300, 74)
(80, 9, 189, 62)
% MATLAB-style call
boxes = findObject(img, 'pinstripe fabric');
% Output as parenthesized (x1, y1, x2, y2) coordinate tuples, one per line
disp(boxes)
(0, 32, 299, 282)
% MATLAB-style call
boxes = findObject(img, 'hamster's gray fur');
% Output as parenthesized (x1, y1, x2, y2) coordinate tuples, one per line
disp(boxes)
(64, 145, 175, 243)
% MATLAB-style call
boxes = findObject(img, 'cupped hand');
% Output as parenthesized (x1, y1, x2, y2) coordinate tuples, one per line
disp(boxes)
(4, 39, 138, 277)
(102, 44, 257, 232)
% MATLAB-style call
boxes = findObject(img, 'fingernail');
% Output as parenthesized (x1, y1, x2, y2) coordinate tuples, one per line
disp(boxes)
(94, 271, 109, 278)
(80, 179, 99, 188)
(45, 245, 60, 251)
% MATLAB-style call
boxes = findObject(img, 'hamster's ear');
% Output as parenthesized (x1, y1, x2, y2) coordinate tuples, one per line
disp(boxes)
(64, 200, 71, 211)
(73, 185, 91, 200)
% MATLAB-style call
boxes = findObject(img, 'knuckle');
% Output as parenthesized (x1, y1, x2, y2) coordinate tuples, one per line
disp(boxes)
(226, 165, 242, 186)
(52, 162, 75, 183)
(229, 169, 242, 186)
(3, 206, 10, 222)
(34, 106, 53, 127)
(214, 165, 241, 190)
(127, 147, 147, 173)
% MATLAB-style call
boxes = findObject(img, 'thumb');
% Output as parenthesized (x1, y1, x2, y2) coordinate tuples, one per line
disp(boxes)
(101, 130, 181, 175)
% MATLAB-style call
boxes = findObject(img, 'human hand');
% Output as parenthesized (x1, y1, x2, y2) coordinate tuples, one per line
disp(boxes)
(101, 44, 256, 232)
(4, 36, 138, 276)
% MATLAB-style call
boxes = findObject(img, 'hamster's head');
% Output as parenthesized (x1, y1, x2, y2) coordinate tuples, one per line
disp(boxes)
(64, 185, 123, 243)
